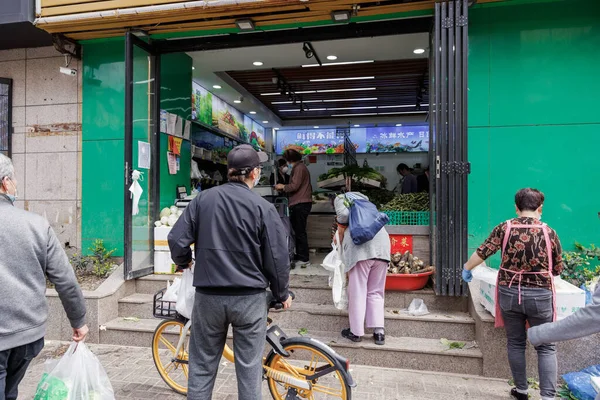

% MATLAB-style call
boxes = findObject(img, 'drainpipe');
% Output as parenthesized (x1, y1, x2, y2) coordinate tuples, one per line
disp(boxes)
(34, 0, 264, 25)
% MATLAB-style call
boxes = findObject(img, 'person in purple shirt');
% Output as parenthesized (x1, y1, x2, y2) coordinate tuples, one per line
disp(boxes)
(396, 163, 418, 194)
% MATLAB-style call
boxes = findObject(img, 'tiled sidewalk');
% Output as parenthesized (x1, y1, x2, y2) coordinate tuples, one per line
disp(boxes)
(18, 341, 528, 400)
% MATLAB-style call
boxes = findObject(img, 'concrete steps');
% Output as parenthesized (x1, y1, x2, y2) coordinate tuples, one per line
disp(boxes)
(99, 317, 483, 375)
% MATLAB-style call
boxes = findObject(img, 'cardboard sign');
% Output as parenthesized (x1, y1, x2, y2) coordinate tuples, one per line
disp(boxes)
(390, 234, 413, 254)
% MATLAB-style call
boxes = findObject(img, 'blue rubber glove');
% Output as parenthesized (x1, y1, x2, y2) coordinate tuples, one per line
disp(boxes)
(462, 268, 473, 283)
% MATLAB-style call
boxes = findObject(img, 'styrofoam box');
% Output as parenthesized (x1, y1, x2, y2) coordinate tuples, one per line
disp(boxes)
(154, 226, 172, 251)
(474, 265, 586, 320)
(155, 251, 177, 275)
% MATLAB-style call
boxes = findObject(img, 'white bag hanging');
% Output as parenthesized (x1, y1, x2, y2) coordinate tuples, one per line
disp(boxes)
(163, 277, 181, 302)
(327, 231, 348, 310)
(321, 231, 343, 273)
(176, 266, 195, 319)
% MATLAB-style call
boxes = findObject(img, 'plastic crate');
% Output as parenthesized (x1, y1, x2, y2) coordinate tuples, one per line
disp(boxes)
(383, 211, 430, 226)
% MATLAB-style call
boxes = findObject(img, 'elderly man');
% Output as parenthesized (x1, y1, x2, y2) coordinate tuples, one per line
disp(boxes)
(168, 144, 292, 400)
(0, 154, 88, 400)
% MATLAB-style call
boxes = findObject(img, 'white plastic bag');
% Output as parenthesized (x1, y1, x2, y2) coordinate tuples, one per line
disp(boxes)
(176, 266, 195, 319)
(34, 342, 115, 400)
(321, 232, 343, 273)
(325, 231, 348, 311)
(408, 298, 429, 316)
(163, 277, 181, 302)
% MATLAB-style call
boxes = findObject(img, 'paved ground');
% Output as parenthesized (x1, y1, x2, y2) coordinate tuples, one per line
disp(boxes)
(16, 341, 540, 400)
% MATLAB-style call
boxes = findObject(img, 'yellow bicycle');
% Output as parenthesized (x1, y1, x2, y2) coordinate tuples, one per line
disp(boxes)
(152, 289, 355, 399)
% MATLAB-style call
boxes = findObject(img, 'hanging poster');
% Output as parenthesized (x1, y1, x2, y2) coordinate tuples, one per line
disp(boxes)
(175, 116, 183, 138)
(212, 96, 244, 138)
(160, 110, 168, 134)
(276, 128, 344, 155)
(167, 152, 177, 175)
(250, 121, 266, 149)
(137, 141, 151, 169)
(184, 120, 191, 140)
(191, 83, 213, 126)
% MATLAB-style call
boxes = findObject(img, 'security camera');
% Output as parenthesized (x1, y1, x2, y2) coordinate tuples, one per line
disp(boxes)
(303, 42, 314, 59)
(59, 67, 77, 76)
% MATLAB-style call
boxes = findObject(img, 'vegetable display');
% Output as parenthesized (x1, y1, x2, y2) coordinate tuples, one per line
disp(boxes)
(155, 207, 183, 227)
(318, 165, 387, 187)
(388, 251, 434, 275)
(380, 192, 430, 212)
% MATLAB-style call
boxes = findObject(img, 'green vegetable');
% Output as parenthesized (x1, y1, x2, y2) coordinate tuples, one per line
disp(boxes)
(298, 328, 308, 336)
(440, 338, 466, 350)
(380, 193, 430, 212)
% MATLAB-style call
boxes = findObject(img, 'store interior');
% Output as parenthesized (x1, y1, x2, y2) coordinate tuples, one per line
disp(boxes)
(153, 30, 433, 272)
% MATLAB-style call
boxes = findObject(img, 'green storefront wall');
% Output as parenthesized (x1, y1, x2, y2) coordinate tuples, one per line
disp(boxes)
(81, 0, 599, 260)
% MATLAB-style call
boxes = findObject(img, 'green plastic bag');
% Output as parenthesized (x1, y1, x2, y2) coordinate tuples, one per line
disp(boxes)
(33, 372, 69, 400)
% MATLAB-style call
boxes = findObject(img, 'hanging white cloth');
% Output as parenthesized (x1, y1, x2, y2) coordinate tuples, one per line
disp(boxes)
(129, 170, 144, 216)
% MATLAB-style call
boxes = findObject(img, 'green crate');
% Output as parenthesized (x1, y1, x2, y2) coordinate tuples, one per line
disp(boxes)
(383, 211, 430, 226)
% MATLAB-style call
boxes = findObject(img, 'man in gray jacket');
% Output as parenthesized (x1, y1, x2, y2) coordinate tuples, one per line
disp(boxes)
(529, 282, 600, 400)
(0, 154, 88, 400)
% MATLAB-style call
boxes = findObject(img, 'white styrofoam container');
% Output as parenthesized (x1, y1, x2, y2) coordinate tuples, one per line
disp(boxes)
(154, 251, 176, 275)
(474, 265, 586, 320)
(154, 226, 172, 251)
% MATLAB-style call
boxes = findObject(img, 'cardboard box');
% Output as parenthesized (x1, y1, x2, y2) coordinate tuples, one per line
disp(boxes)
(154, 226, 172, 251)
(154, 251, 177, 275)
(473, 265, 586, 320)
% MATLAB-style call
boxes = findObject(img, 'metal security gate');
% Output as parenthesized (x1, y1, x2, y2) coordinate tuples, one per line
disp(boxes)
(430, 0, 470, 296)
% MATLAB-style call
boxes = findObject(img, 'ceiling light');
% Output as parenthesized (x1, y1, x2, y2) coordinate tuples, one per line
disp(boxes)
(378, 105, 416, 109)
(302, 100, 324, 103)
(302, 60, 374, 68)
(307, 108, 327, 111)
(279, 109, 301, 112)
(332, 113, 378, 117)
(261, 90, 316, 96)
(262, 120, 269, 124)
(323, 97, 377, 102)
(274, 127, 279, 130)
(310, 76, 375, 82)
(253, 61, 264, 66)
(378, 111, 428, 115)
(354, 124, 360, 127)
(192, 66, 195, 70)
(318, 87, 376, 93)
(296, 90, 316, 94)
(234, 100, 242, 104)
(261, 92, 281, 96)
(413, 48, 426, 55)
(235, 18, 255, 31)
(331, 10, 351, 22)
(327, 106, 377, 111)
(396, 124, 403, 127)
(314, 126, 319, 129)
(271, 101, 293, 105)
(249, 111, 257, 115)
(420, 104, 430, 107)
(213, 85, 222, 89)
(327, 55, 338, 61)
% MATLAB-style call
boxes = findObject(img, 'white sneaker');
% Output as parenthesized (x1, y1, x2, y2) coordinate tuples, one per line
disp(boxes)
(294, 260, 311, 268)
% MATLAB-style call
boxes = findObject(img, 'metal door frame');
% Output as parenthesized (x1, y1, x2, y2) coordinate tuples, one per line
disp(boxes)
(431, 0, 470, 296)
(124, 32, 161, 280)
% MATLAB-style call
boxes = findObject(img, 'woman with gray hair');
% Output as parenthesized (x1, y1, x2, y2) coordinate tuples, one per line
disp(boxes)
(334, 192, 390, 345)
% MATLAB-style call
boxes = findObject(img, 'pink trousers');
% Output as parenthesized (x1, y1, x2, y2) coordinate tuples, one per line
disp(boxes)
(347, 259, 387, 336)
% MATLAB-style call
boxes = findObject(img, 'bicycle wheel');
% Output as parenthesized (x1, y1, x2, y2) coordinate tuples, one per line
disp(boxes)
(152, 319, 190, 395)
(265, 340, 351, 400)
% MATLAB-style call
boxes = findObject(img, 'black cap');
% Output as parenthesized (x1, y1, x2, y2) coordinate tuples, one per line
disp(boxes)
(227, 144, 268, 174)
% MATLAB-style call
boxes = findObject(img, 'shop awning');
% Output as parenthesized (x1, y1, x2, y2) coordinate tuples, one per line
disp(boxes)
(33, 0, 504, 41)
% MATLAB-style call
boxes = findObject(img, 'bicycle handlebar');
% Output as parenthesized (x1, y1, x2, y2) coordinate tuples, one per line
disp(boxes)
(268, 291, 295, 310)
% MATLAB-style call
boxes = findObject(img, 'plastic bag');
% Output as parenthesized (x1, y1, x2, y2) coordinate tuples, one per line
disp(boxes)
(34, 342, 115, 400)
(348, 198, 389, 245)
(323, 231, 348, 310)
(176, 266, 195, 319)
(408, 298, 430, 316)
(163, 277, 181, 302)
(563, 364, 600, 400)
(322, 231, 343, 273)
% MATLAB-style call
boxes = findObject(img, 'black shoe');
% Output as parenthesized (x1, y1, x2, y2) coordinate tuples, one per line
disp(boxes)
(510, 388, 528, 400)
(373, 332, 385, 345)
(341, 328, 362, 343)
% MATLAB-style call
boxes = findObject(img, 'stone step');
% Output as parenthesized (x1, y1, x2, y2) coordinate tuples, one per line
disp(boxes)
(134, 274, 468, 313)
(99, 318, 483, 375)
(117, 294, 474, 340)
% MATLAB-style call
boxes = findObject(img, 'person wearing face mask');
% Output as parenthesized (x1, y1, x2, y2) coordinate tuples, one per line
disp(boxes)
(274, 149, 313, 268)
(0, 154, 88, 400)
(168, 144, 292, 400)
(269, 158, 290, 188)
(462, 188, 564, 400)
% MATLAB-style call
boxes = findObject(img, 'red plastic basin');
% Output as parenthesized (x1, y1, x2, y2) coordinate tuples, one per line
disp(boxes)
(385, 270, 434, 291)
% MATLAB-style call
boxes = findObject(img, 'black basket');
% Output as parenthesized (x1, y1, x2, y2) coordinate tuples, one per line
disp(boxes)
(153, 288, 178, 320)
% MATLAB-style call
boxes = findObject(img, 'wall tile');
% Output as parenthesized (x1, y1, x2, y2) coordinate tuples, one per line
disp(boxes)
(0, 49, 25, 62)
(26, 200, 79, 249)
(11, 133, 25, 154)
(25, 152, 77, 200)
(25, 57, 78, 106)
(26, 46, 62, 59)
(11, 106, 26, 134)
(26, 103, 78, 126)
(11, 153, 25, 199)
(0, 60, 26, 107)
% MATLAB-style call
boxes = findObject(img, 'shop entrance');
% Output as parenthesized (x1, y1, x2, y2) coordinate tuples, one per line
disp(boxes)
(123, 0, 470, 296)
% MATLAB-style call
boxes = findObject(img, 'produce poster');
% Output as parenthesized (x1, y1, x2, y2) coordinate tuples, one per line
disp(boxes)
(191, 83, 212, 126)
(212, 96, 244, 138)
(275, 126, 429, 155)
(250, 121, 266, 150)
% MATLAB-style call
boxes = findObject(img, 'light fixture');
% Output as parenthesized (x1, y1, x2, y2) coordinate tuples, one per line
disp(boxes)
(235, 18, 256, 31)
(314, 126, 320, 129)
(327, 106, 377, 111)
(323, 97, 377, 102)
(279, 109, 301, 112)
(310, 76, 375, 82)
(192, 66, 195, 70)
(318, 87, 376, 93)
(378, 111, 428, 115)
(261, 90, 316, 96)
(413, 48, 426, 55)
(253, 61, 264, 66)
(332, 113, 378, 117)
(262, 120, 269, 124)
(327, 55, 338, 61)
(354, 124, 360, 127)
(271, 101, 293, 105)
(379, 105, 416, 109)
(396, 124, 403, 127)
(331, 10, 351, 23)
(302, 60, 374, 68)
(307, 108, 326, 111)
(249, 111, 257, 115)
(234, 100, 242, 104)
(213, 85, 222, 89)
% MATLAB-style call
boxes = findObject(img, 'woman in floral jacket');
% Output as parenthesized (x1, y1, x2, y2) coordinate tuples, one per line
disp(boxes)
(462, 188, 564, 400)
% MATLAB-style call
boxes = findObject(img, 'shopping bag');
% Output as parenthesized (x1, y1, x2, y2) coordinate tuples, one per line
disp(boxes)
(162, 277, 181, 302)
(176, 266, 195, 319)
(324, 231, 347, 310)
(563, 364, 600, 400)
(34, 342, 115, 400)
(321, 231, 343, 273)
(348, 198, 389, 245)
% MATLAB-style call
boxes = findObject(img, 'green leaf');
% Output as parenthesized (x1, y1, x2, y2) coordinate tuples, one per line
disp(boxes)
(298, 328, 308, 336)
(440, 338, 466, 349)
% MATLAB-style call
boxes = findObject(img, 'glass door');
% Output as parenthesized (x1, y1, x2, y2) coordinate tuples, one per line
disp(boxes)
(124, 32, 159, 280)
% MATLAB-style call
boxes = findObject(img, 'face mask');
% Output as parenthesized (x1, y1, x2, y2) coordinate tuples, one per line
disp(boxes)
(5, 179, 17, 204)
(281, 166, 289, 174)
(253, 169, 261, 187)
(287, 163, 293, 171)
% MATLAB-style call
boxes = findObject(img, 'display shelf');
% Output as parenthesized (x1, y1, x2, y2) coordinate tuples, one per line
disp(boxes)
(317, 174, 381, 189)
(383, 211, 430, 226)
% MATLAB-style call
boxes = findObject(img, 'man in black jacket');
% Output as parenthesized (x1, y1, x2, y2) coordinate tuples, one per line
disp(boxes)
(168, 144, 291, 400)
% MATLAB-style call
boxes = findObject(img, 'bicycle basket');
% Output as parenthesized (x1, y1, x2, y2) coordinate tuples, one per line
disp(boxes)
(153, 288, 178, 319)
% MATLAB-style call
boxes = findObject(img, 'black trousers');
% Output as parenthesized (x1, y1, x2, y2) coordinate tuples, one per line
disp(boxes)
(0, 338, 44, 400)
(290, 202, 312, 262)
